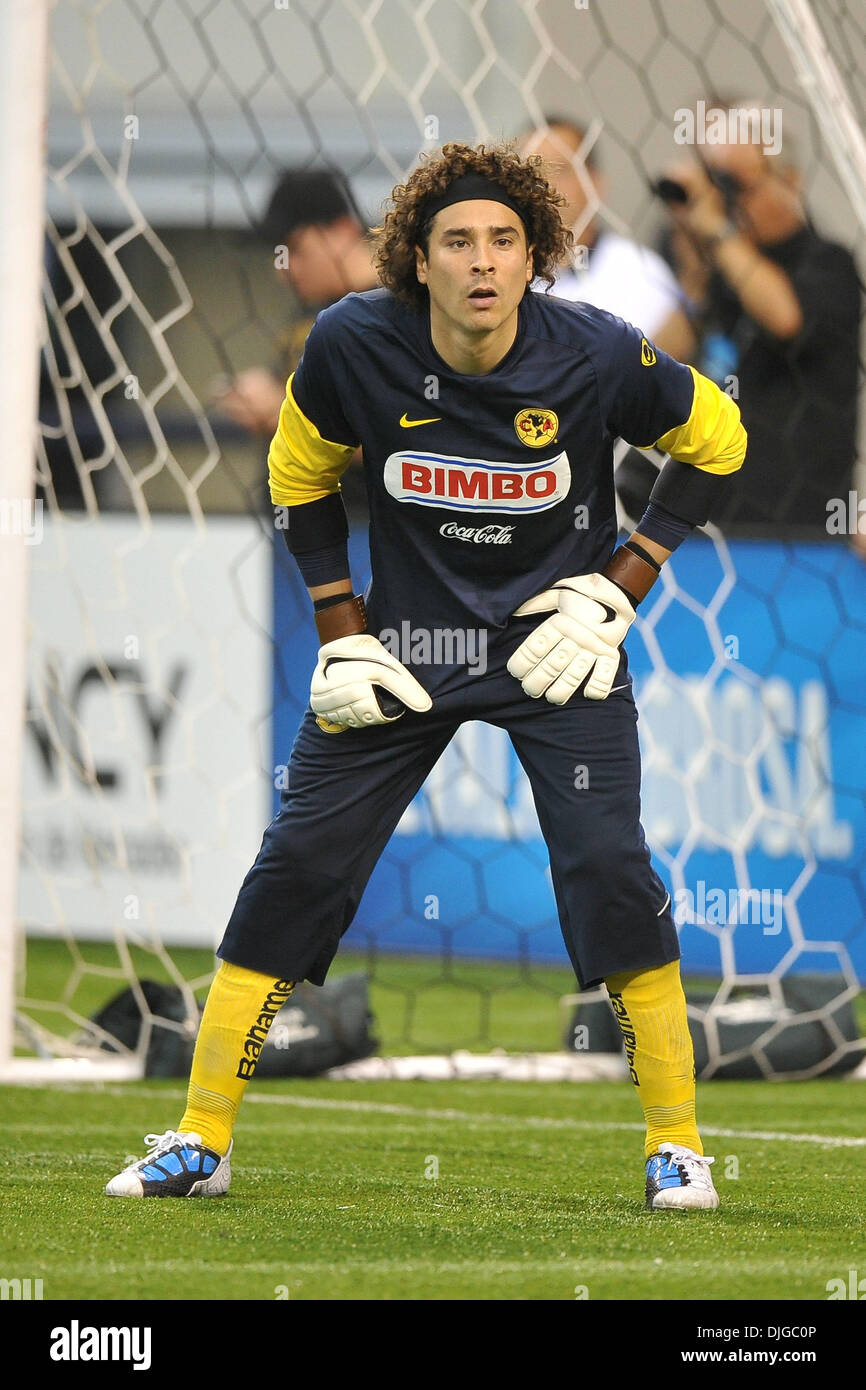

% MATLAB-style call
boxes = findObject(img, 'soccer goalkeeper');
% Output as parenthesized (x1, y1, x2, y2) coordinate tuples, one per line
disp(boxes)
(107, 141, 746, 1210)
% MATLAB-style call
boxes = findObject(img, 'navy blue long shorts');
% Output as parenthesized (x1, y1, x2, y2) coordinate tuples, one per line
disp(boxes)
(218, 624, 678, 990)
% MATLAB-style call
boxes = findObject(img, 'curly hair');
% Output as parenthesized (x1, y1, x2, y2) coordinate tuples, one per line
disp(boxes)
(373, 141, 572, 311)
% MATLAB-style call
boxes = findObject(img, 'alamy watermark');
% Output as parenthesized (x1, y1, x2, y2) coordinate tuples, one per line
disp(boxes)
(826, 1269, 866, 1299)
(674, 101, 783, 157)
(0, 497, 43, 546)
(673, 881, 783, 935)
(49, 1322, 151, 1370)
(1, 1276, 43, 1299)
(826, 491, 866, 536)
(378, 622, 487, 675)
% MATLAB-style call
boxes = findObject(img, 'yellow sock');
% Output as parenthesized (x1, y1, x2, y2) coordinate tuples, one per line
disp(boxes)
(179, 960, 295, 1154)
(604, 959, 701, 1159)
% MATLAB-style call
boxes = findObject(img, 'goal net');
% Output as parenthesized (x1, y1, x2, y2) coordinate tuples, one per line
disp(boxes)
(5, 0, 865, 1080)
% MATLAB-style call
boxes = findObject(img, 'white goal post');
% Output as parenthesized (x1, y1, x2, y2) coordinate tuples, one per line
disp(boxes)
(0, 0, 142, 1082)
(0, 0, 65, 1082)
(767, 0, 866, 237)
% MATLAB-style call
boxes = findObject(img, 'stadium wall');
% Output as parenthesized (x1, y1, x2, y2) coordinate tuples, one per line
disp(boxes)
(21, 513, 270, 948)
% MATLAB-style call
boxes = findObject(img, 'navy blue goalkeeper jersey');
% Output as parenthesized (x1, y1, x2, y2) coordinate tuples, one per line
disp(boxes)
(268, 287, 745, 686)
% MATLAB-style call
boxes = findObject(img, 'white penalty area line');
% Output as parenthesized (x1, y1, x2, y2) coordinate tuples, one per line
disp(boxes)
(105, 1086, 866, 1149)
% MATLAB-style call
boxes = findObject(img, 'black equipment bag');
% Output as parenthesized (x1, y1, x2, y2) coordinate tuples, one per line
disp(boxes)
(565, 975, 865, 1078)
(89, 972, 378, 1079)
(253, 973, 379, 1077)
(90, 979, 198, 1078)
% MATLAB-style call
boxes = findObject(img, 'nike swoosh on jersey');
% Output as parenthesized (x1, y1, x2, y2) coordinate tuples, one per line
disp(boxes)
(400, 413, 442, 427)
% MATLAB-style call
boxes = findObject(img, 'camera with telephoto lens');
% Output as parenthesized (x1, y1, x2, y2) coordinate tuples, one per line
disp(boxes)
(650, 168, 741, 213)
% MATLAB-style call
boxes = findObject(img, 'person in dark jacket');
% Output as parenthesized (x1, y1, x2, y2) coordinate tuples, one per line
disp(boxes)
(659, 121, 861, 538)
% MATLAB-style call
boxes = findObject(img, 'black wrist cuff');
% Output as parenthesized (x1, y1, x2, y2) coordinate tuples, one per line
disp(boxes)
(313, 591, 353, 612)
(622, 539, 661, 573)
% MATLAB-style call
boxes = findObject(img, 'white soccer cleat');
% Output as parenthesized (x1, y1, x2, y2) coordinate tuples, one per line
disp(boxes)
(645, 1142, 719, 1211)
(105, 1130, 232, 1198)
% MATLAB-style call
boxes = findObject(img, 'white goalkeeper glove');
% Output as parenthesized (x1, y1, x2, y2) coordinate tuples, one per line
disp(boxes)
(310, 633, 433, 729)
(507, 572, 636, 703)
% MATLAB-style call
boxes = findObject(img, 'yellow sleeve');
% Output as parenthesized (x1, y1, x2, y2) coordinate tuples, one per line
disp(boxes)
(654, 365, 747, 476)
(268, 372, 358, 506)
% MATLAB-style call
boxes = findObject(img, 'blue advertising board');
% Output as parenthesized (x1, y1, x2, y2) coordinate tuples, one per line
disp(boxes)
(273, 534, 866, 981)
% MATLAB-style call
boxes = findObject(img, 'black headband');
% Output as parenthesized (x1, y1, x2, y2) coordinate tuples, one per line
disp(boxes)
(418, 172, 529, 230)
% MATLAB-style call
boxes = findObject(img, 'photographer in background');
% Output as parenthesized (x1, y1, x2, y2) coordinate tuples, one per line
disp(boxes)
(656, 115, 861, 537)
(212, 168, 377, 439)
(521, 117, 694, 362)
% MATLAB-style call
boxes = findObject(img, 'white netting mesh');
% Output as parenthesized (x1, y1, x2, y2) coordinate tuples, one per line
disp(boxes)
(12, 0, 865, 1077)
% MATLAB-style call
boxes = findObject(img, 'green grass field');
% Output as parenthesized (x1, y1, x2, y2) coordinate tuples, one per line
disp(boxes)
(2, 1077, 864, 1301)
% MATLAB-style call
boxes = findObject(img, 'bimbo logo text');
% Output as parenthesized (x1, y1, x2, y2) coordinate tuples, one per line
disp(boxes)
(384, 450, 571, 513)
